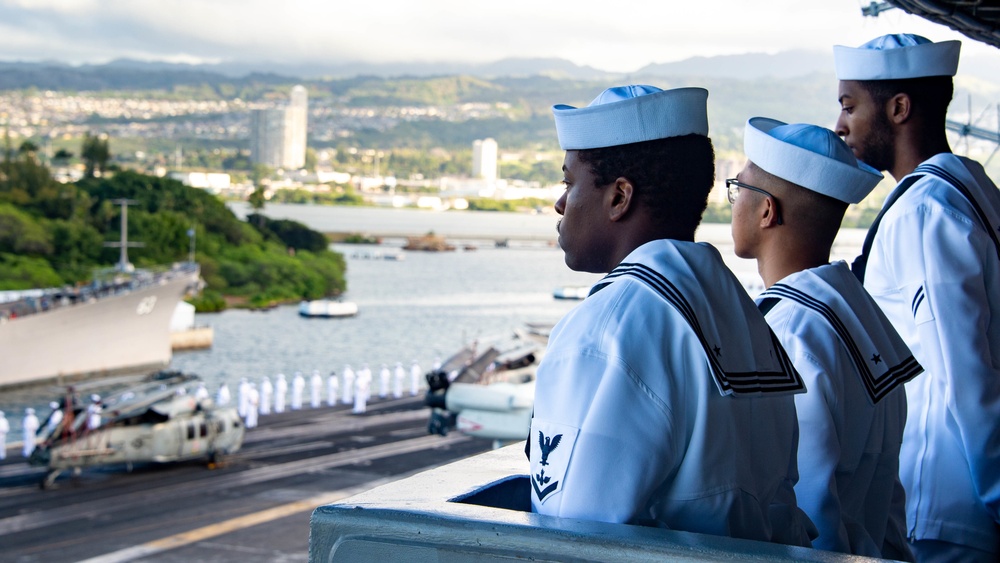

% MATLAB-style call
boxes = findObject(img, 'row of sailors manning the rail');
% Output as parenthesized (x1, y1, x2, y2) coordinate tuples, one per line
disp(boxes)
(0, 361, 430, 458)
(528, 35, 1000, 563)
(228, 361, 429, 427)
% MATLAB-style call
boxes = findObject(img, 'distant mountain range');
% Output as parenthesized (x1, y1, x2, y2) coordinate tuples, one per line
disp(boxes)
(2, 51, 999, 90)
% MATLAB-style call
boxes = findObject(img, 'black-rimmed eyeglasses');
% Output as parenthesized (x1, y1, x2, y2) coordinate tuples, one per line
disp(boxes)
(725, 178, 783, 225)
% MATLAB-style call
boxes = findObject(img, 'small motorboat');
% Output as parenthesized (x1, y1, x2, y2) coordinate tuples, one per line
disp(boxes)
(298, 300, 359, 318)
(552, 286, 589, 300)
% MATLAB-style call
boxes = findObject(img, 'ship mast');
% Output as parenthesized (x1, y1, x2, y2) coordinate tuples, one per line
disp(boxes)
(104, 199, 143, 273)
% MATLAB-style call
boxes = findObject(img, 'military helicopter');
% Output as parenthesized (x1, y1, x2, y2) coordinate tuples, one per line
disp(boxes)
(29, 371, 245, 489)
(425, 328, 541, 443)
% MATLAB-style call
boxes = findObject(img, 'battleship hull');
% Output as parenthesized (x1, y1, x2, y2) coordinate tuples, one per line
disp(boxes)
(0, 267, 200, 388)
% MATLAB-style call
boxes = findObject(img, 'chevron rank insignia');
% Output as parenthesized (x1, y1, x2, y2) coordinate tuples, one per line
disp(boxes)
(529, 419, 578, 506)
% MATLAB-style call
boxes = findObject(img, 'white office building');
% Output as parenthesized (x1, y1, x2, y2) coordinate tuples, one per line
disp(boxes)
(250, 85, 308, 170)
(472, 138, 498, 181)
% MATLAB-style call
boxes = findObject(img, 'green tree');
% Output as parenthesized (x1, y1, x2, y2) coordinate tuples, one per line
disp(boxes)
(81, 132, 111, 178)
(18, 140, 39, 155)
(305, 147, 318, 172)
(248, 187, 266, 212)
(251, 163, 272, 186)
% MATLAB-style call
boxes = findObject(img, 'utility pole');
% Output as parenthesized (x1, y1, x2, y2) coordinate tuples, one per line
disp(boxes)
(187, 227, 196, 264)
(104, 199, 143, 273)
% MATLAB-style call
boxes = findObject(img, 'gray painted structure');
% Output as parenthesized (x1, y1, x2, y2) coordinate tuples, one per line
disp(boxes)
(0, 264, 200, 388)
(310, 444, 889, 562)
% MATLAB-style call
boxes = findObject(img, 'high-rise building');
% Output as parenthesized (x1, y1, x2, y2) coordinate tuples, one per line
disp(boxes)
(472, 138, 498, 181)
(250, 85, 308, 169)
(285, 85, 308, 169)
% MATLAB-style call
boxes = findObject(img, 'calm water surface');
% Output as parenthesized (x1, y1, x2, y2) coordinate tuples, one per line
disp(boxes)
(0, 206, 865, 435)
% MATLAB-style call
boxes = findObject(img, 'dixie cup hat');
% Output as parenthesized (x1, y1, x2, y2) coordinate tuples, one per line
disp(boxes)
(553, 85, 709, 150)
(744, 117, 883, 204)
(834, 33, 960, 80)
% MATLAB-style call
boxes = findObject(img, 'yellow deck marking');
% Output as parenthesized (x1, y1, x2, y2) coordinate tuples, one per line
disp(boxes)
(76, 488, 361, 563)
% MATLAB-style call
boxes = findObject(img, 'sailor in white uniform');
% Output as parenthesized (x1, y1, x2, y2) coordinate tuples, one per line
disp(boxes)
(358, 364, 372, 401)
(530, 85, 812, 546)
(194, 382, 209, 402)
(327, 371, 339, 407)
(393, 362, 405, 399)
(409, 360, 421, 396)
(0, 411, 8, 460)
(259, 376, 273, 416)
(378, 364, 390, 399)
(22, 408, 39, 458)
(274, 373, 288, 413)
(835, 35, 1000, 561)
(291, 372, 305, 410)
(342, 365, 355, 405)
(44, 401, 63, 438)
(731, 118, 917, 559)
(245, 383, 259, 429)
(353, 368, 370, 414)
(86, 395, 102, 431)
(310, 370, 323, 408)
(216, 383, 231, 407)
(237, 377, 250, 418)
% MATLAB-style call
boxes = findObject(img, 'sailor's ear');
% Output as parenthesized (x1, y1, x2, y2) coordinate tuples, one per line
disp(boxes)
(760, 196, 781, 228)
(888, 93, 911, 125)
(608, 177, 634, 222)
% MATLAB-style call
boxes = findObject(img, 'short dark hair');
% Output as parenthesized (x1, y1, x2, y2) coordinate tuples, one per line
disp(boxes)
(858, 76, 953, 129)
(576, 134, 715, 235)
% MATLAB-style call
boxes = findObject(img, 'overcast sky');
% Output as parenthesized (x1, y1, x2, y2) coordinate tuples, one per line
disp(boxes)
(0, 0, 995, 72)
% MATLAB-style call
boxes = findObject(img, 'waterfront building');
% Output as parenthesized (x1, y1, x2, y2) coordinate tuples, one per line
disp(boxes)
(250, 85, 308, 170)
(472, 138, 498, 181)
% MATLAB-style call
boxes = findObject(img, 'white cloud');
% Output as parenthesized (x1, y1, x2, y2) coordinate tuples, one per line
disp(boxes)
(0, 0, 994, 72)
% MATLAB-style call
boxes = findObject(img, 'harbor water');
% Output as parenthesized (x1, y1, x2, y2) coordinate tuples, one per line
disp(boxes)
(0, 205, 867, 436)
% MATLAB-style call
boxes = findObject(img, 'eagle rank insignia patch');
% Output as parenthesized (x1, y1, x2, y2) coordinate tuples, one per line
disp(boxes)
(529, 419, 578, 505)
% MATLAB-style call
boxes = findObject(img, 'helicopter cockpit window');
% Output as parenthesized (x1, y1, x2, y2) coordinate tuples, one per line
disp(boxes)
(187, 423, 195, 440)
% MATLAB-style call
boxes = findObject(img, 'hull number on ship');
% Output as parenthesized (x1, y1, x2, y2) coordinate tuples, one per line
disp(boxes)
(136, 296, 157, 315)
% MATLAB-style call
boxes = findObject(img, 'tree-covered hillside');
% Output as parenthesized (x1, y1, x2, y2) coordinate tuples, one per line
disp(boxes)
(0, 147, 345, 310)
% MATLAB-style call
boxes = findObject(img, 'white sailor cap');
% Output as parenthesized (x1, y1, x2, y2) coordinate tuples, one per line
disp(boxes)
(744, 117, 883, 204)
(834, 34, 960, 80)
(552, 85, 709, 150)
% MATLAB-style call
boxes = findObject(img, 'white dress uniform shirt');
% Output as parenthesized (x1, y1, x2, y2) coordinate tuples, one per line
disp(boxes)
(291, 373, 305, 410)
(863, 153, 1000, 553)
(379, 365, 391, 398)
(342, 366, 355, 405)
(22, 410, 40, 457)
(393, 363, 405, 399)
(275, 374, 288, 413)
(529, 239, 813, 546)
(758, 262, 918, 559)
(216, 384, 231, 407)
(0, 413, 8, 460)
(410, 361, 422, 396)
(310, 371, 323, 408)
(327, 372, 340, 406)
(259, 377, 273, 415)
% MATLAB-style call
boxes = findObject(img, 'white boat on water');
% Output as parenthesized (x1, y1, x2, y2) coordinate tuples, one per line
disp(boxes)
(552, 286, 590, 300)
(299, 300, 359, 318)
